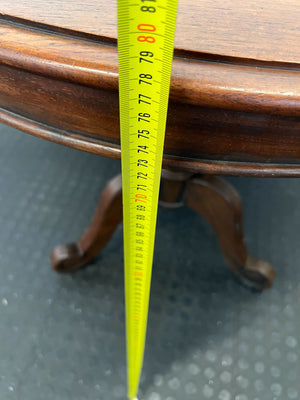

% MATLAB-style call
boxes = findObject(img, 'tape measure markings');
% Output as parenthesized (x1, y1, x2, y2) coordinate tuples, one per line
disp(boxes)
(118, 1, 177, 399)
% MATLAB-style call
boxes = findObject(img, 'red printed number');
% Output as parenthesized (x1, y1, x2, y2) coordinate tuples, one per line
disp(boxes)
(137, 35, 155, 43)
(137, 24, 156, 43)
(135, 194, 147, 203)
(137, 24, 156, 32)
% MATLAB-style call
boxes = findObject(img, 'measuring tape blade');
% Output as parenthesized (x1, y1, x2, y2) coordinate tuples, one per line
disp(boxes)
(118, 1, 177, 399)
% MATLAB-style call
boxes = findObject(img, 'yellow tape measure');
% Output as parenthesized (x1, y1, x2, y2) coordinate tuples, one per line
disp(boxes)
(118, 1, 177, 399)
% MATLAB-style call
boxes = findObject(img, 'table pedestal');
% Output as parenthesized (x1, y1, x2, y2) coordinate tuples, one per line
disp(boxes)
(50, 170, 275, 290)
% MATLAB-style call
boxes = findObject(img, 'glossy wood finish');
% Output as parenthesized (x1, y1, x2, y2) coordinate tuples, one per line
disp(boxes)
(51, 171, 274, 289)
(1, 0, 300, 63)
(184, 175, 275, 290)
(51, 175, 123, 273)
(0, 1, 299, 176)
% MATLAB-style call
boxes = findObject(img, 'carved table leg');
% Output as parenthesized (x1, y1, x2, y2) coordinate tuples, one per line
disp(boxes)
(184, 175, 275, 290)
(50, 170, 275, 289)
(50, 174, 123, 273)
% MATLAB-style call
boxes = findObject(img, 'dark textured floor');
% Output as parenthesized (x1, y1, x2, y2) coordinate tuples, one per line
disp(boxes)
(0, 123, 299, 400)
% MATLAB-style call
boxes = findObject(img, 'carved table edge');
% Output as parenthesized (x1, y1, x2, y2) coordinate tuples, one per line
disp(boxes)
(0, 17, 300, 117)
(1, 107, 300, 178)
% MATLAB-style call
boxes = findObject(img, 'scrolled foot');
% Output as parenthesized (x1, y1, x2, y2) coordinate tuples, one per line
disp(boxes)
(50, 243, 89, 273)
(50, 174, 123, 274)
(185, 175, 275, 290)
(236, 255, 275, 290)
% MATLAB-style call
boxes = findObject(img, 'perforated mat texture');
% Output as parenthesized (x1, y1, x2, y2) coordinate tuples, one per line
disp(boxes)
(0, 124, 299, 400)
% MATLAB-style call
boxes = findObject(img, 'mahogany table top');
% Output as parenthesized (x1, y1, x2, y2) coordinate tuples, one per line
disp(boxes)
(0, 0, 299, 176)
(1, 0, 300, 63)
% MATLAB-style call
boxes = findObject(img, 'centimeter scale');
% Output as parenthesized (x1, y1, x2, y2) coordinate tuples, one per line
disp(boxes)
(118, 0, 178, 399)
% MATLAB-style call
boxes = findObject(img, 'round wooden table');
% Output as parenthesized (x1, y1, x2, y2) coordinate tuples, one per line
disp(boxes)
(0, 0, 299, 289)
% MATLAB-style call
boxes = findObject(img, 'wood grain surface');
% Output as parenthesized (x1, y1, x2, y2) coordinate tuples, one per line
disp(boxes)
(0, 1, 299, 176)
(1, 0, 300, 63)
